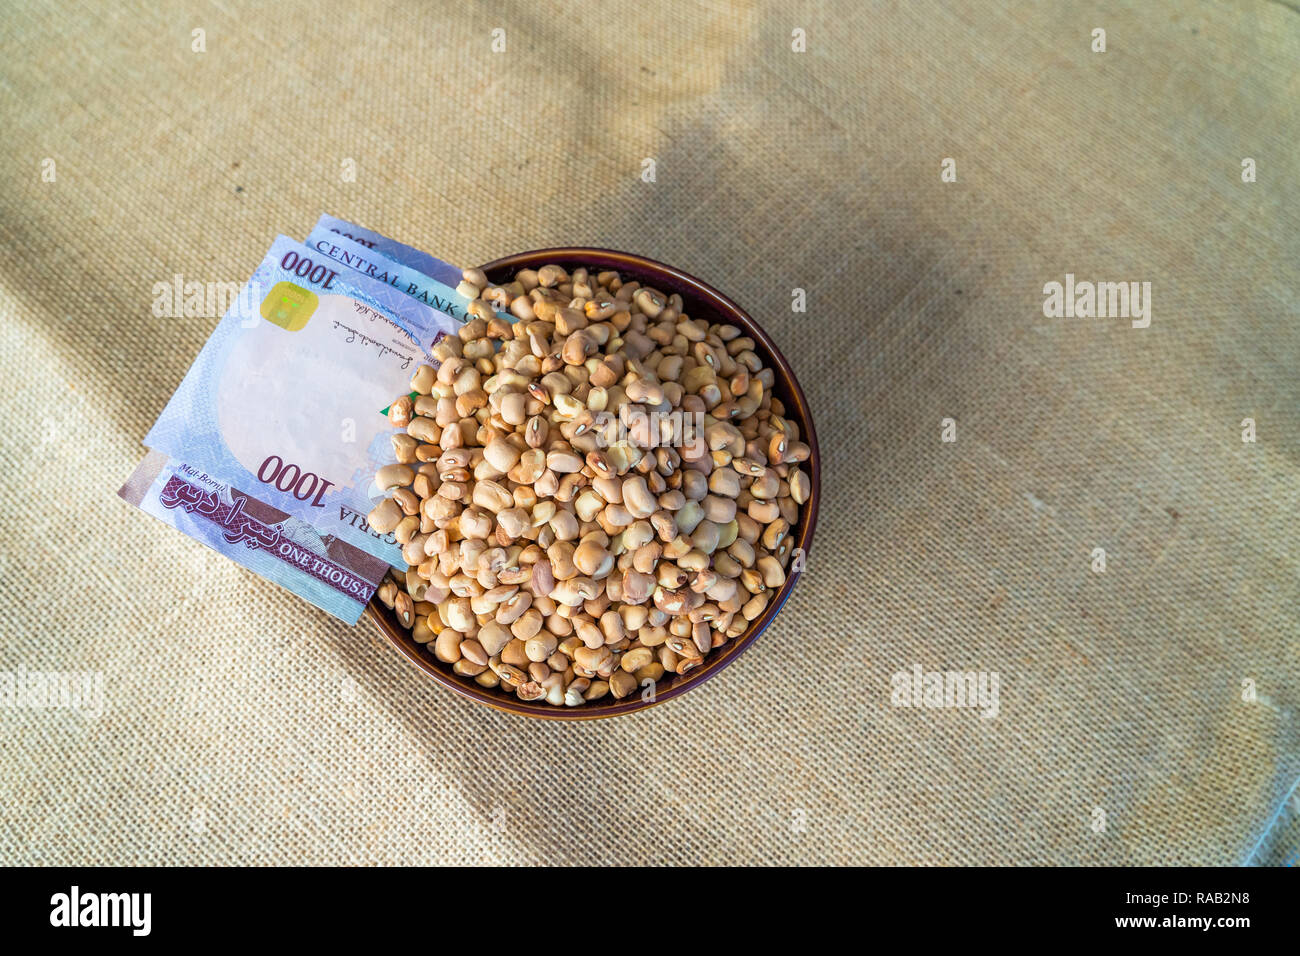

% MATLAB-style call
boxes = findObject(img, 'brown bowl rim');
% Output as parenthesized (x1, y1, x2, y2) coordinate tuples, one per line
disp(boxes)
(364, 247, 821, 719)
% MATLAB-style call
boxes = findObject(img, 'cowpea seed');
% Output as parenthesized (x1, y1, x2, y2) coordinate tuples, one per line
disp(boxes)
(621, 647, 653, 672)
(497, 591, 532, 625)
(497, 664, 528, 687)
(757, 555, 787, 588)
(691, 520, 721, 554)
(574, 645, 612, 671)
(635, 662, 665, 683)
(789, 468, 810, 505)
(552, 577, 597, 606)
(750, 470, 780, 500)
(574, 490, 605, 521)
(410, 364, 435, 395)
(388, 395, 415, 428)
(538, 264, 567, 287)
(434, 629, 462, 663)
(459, 639, 488, 666)
(622, 475, 656, 518)
(525, 633, 558, 662)
(516, 681, 545, 701)
(501, 639, 530, 668)
(376, 464, 415, 491)
(484, 437, 522, 473)
(549, 509, 579, 540)
(640, 625, 669, 648)
(454, 659, 486, 677)
(372, 262, 809, 706)
(512, 608, 545, 641)
(443, 598, 475, 632)
(368, 498, 403, 534)
(546, 449, 584, 473)
(701, 495, 736, 523)
(666, 635, 702, 661)
(622, 570, 655, 604)
(407, 417, 440, 444)
(742, 592, 769, 620)
(762, 518, 790, 550)
(411, 617, 435, 643)
(477, 622, 512, 657)
(391, 433, 418, 464)
(394, 515, 420, 544)
(393, 592, 415, 628)
(609, 670, 638, 698)
(497, 507, 532, 539)
(392, 487, 420, 516)
(573, 539, 612, 577)
(632, 543, 660, 574)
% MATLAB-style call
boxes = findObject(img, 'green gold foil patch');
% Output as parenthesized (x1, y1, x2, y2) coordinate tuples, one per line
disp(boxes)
(261, 281, 317, 331)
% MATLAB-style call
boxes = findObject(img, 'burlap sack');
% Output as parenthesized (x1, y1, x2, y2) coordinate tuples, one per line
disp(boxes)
(0, 0, 1295, 865)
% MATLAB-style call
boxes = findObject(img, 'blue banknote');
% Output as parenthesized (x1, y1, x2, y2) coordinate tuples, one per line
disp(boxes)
(306, 219, 512, 325)
(305, 227, 474, 323)
(143, 235, 460, 566)
(312, 213, 463, 290)
(119, 451, 390, 623)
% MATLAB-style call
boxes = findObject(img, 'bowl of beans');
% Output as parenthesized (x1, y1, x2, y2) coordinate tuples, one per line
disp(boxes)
(365, 248, 820, 718)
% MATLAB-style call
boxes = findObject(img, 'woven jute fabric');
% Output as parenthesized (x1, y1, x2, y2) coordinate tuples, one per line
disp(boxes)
(1, 0, 1296, 866)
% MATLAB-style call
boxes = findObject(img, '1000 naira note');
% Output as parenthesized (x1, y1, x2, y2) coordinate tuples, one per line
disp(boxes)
(312, 213, 463, 290)
(143, 234, 461, 567)
(304, 221, 511, 325)
(119, 451, 390, 623)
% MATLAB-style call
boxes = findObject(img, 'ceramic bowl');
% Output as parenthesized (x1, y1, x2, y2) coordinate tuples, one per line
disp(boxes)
(366, 248, 820, 718)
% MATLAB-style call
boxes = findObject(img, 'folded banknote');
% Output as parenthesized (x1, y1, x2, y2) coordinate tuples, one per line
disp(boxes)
(119, 451, 390, 623)
(304, 227, 474, 323)
(312, 213, 463, 291)
(143, 234, 461, 567)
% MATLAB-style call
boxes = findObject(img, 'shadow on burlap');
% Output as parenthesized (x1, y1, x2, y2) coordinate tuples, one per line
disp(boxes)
(0, 0, 1296, 865)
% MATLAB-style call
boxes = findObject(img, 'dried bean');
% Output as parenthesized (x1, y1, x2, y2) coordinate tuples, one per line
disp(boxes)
(374, 260, 809, 705)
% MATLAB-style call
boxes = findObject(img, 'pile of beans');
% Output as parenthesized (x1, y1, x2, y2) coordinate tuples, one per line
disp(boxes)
(368, 264, 810, 706)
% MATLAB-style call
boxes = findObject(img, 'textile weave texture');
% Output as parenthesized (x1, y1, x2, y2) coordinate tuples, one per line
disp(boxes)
(0, 0, 1297, 865)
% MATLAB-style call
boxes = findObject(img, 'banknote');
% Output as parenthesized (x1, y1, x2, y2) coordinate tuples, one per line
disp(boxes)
(119, 451, 390, 623)
(306, 220, 512, 325)
(143, 234, 460, 566)
(312, 213, 463, 290)
(304, 227, 473, 323)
